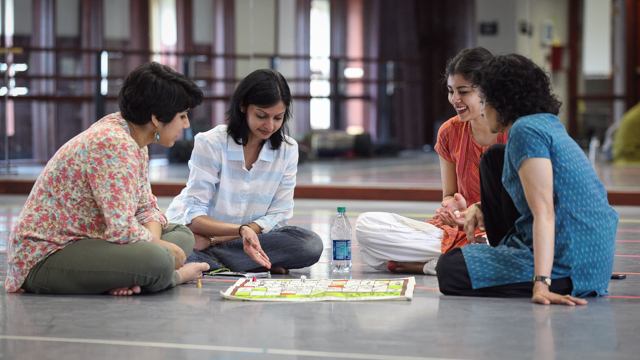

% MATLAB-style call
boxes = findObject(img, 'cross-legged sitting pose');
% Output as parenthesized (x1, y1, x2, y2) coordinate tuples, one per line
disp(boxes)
(436, 54, 618, 305)
(166, 69, 323, 274)
(355, 47, 512, 275)
(6, 62, 210, 295)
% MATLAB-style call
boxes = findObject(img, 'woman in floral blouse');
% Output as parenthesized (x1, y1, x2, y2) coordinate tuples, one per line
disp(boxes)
(5, 62, 209, 295)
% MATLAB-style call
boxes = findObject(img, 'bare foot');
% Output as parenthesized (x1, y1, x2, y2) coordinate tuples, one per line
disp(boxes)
(177, 262, 210, 285)
(108, 285, 141, 296)
(248, 266, 289, 274)
(387, 261, 426, 274)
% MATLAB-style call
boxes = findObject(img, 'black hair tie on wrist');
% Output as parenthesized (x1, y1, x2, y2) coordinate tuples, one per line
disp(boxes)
(239, 224, 250, 237)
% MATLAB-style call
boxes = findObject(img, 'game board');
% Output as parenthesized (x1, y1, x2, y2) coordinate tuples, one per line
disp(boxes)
(221, 277, 415, 302)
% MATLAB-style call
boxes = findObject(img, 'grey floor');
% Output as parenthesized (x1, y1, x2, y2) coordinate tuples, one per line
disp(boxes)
(1, 195, 639, 360)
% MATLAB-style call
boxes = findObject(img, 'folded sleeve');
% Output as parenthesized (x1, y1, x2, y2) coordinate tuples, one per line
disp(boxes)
(435, 118, 455, 163)
(181, 134, 224, 225)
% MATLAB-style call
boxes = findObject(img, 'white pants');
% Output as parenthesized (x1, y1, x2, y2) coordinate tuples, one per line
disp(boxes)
(355, 212, 443, 271)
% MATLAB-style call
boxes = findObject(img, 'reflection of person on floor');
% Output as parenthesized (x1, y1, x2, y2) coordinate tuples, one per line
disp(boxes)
(612, 101, 640, 164)
(6, 62, 210, 295)
(437, 54, 618, 305)
(166, 69, 323, 274)
(356, 47, 511, 275)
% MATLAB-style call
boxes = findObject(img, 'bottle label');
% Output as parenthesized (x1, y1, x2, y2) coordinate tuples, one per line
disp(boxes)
(332, 240, 351, 261)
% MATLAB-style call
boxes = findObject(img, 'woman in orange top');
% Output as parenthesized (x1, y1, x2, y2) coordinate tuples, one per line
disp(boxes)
(356, 47, 511, 275)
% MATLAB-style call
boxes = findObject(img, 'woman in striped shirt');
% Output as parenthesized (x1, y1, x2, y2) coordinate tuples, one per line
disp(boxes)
(166, 69, 323, 274)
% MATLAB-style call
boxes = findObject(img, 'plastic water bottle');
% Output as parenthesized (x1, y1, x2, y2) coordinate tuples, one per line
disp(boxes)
(331, 206, 352, 271)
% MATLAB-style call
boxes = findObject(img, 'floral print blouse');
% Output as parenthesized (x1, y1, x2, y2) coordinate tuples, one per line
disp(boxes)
(5, 112, 167, 292)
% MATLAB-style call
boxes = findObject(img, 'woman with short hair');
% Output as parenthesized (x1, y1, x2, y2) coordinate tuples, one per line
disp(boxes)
(6, 62, 209, 295)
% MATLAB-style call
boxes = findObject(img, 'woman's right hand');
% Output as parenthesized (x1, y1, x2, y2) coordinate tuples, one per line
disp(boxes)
(532, 282, 587, 306)
(464, 203, 487, 244)
(240, 226, 272, 269)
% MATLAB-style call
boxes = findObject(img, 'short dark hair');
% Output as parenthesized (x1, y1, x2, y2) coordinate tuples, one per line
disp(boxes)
(472, 54, 562, 126)
(227, 69, 292, 150)
(118, 62, 204, 125)
(444, 47, 493, 83)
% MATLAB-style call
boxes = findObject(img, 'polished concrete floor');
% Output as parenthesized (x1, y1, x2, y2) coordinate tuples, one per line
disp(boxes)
(1, 194, 639, 360)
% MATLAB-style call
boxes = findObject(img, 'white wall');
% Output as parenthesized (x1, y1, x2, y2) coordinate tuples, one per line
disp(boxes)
(476, 0, 518, 55)
(477, 0, 570, 126)
(193, 0, 214, 45)
(235, 0, 276, 77)
(56, 0, 80, 37)
(104, 0, 131, 40)
(14, 0, 32, 35)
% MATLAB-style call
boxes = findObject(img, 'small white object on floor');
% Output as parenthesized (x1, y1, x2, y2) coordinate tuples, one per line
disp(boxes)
(423, 258, 438, 276)
(300, 275, 307, 283)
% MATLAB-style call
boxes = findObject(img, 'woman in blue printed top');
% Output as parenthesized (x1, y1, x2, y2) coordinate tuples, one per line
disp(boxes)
(166, 69, 322, 274)
(436, 54, 619, 305)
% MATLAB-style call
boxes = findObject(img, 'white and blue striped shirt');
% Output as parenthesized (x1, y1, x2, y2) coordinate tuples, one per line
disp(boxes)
(166, 125, 298, 233)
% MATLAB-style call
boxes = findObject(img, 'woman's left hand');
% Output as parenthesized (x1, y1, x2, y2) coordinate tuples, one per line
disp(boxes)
(531, 282, 587, 306)
(241, 226, 271, 269)
(434, 193, 468, 227)
(152, 238, 187, 269)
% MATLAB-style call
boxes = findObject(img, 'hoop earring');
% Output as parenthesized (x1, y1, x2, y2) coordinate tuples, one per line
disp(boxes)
(155, 133, 160, 143)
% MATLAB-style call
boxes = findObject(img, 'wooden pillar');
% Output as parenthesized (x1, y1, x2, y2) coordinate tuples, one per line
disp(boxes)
(362, 0, 380, 140)
(295, 0, 311, 134)
(329, 0, 345, 131)
(415, 0, 475, 147)
(129, 0, 151, 71)
(30, 0, 56, 162)
(626, 0, 640, 108)
(176, 0, 194, 75)
(567, 0, 581, 136)
(80, 0, 103, 127)
(212, 0, 235, 127)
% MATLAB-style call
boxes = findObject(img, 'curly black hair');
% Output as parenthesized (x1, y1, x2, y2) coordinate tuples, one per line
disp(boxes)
(471, 54, 562, 126)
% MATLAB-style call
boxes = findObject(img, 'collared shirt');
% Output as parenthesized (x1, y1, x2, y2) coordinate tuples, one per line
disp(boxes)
(166, 125, 298, 233)
(462, 114, 618, 297)
(5, 113, 167, 292)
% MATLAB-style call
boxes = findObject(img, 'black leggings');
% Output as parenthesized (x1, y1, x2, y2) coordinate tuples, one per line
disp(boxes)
(436, 144, 572, 297)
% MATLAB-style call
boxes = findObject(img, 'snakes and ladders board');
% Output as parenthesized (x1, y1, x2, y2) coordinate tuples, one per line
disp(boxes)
(220, 277, 415, 302)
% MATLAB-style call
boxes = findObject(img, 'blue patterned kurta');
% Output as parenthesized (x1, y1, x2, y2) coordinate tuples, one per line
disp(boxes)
(461, 114, 618, 297)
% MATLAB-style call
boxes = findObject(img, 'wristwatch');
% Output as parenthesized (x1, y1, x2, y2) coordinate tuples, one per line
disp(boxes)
(532, 275, 551, 286)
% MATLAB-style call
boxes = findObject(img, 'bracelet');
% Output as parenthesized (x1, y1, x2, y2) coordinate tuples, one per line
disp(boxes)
(238, 224, 250, 237)
(209, 236, 217, 246)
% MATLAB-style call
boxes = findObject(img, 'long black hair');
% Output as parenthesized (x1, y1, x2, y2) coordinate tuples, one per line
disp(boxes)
(119, 62, 203, 125)
(227, 69, 292, 150)
(471, 54, 562, 126)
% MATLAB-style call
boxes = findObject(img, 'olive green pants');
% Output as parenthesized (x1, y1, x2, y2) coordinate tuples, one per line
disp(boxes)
(22, 224, 194, 295)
